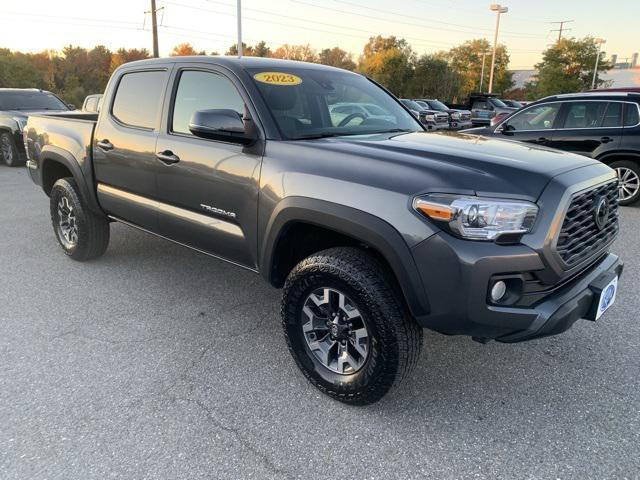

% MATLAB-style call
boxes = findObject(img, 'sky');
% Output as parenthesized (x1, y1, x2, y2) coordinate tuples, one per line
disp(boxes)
(1, 0, 638, 69)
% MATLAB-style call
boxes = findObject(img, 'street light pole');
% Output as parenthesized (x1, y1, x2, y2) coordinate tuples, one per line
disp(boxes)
(591, 38, 606, 90)
(479, 51, 489, 92)
(237, 0, 243, 58)
(488, 4, 508, 94)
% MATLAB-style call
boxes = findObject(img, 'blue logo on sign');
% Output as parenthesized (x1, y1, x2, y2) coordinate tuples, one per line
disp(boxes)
(601, 284, 615, 310)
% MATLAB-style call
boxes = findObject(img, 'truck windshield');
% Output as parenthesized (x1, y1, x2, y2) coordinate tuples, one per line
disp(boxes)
(488, 98, 508, 108)
(248, 68, 422, 139)
(427, 100, 449, 111)
(0, 91, 68, 111)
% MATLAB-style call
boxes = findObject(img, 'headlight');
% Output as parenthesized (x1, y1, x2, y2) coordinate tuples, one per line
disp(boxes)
(12, 117, 27, 132)
(413, 194, 538, 241)
(451, 112, 461, 120)
(424, 114, 436, 122)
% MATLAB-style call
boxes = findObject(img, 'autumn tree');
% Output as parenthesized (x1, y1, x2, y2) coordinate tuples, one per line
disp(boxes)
(318, 47, 356, 70)
(358, 36, 414, 97)
(109, 48, 150, 73)
(170, 43, 198, 56)
(525, 37, 612, 98)
(226, 43, 254, 56)
(272, 44, 317, 62)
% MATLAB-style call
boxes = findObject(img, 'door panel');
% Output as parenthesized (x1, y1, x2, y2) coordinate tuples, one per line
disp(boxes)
(93, 68, 170, 232)
(155, 67, 262, 268)
(549, 101, 622, 157)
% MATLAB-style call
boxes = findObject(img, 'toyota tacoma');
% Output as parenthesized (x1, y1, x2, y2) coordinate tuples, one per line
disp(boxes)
(24, 57, 623, 404)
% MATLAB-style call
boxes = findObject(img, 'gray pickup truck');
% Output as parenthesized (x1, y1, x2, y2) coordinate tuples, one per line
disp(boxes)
(24, 57, 623, 404)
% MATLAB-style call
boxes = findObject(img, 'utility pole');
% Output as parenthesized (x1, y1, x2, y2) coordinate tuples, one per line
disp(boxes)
(488, 4, 508, 94)
(479, 51, 489, 92)
(591, 38, 606, 90)
(150, 0, 159, 58)
(237, 0, 243, 58)
(550, 20, 573, 42)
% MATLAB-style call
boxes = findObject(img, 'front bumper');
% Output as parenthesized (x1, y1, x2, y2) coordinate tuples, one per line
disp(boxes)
(411, 232, 623, 342)
(449, 120, 473, 130)
(423, 122, 450, 131)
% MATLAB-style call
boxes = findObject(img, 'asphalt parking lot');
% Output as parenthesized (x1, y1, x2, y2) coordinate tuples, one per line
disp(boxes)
(1, 165, 639, 480)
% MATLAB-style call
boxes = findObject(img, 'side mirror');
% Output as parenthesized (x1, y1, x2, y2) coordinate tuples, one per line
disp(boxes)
(499, 124, 515, 134)
(188, 109, 257, 145)
(67, 103, 76, 110)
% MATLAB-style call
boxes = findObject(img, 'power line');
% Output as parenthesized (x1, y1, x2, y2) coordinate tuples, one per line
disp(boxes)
(550, 20, 574, 41)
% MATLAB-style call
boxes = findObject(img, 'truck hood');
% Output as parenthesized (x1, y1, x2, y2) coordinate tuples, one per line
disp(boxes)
(295, 131, 602, 201)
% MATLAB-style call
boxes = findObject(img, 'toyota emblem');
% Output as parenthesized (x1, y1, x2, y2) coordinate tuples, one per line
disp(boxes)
(594, 196, 609, 230)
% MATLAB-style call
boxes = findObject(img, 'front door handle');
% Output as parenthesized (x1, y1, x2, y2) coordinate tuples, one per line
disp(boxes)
(156, 150, 180, 165)
(97, 139, 113, 151)
(601, 136, 614, 144)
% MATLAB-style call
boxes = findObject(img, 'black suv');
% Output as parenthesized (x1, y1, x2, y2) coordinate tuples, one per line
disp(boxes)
(469, 92, 640, 205)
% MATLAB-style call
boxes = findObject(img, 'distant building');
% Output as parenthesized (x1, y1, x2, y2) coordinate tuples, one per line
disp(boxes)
(633, 53, 639, 68)
(510, 68, 640, 90)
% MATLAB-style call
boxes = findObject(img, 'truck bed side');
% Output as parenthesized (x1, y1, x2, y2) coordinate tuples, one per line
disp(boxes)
(25, 112, 103, 215)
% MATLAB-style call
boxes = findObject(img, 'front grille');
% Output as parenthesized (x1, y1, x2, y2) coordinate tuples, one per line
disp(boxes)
(461, 113, 471, 121)
(435, 113, 449, 124)
(556, 181, 619, 267)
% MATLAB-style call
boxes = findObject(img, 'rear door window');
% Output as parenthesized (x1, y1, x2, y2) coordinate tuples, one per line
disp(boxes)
(561, 101, 608, 129)
(112, 70, 167, 129)
(601, 102, 622, 127)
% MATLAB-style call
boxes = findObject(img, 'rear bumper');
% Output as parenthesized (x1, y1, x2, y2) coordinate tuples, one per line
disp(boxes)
(411, 232, 623, 343)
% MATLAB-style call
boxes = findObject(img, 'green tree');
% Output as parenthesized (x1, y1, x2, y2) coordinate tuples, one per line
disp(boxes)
(408, 53, 460, 100)
(357, 36, 414, 97)
(318, 47, 356, 70)
(525, 37, 612, 98)
(252, 41, 271, 58)
(446, 39, 512, 99)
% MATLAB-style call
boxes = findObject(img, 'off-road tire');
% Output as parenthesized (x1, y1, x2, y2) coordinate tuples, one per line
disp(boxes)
(282, 247, 422, 405)
(50, 177, 110, 261)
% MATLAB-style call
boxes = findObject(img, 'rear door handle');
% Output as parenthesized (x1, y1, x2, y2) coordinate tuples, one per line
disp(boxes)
(536, 137, 549, 144)
(156, 150, 180, 165)
(601, 136, 614, 143)
(97, 139, 113, 151)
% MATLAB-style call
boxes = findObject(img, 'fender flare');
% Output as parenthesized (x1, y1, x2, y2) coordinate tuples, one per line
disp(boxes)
(260, 196, 430, 319)
(39, 146, 104, 216)
(597, 151, 640, 164)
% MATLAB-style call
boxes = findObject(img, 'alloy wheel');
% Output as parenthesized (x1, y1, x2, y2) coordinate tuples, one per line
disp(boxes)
(301, 287, 369, 375)
(616, 167, 640, 202)
(57, 197, 78, 247)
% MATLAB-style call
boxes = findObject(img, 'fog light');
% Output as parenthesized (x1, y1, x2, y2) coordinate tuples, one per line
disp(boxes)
(491, 281, 507, 302)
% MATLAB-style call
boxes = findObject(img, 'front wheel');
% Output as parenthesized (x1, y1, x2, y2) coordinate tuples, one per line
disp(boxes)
(611, 160, 640, 206)
(282, 247, 422, 405)
(50, 177, 110, 261)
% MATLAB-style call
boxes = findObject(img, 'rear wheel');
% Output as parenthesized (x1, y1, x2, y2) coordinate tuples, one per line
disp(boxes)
(1, 132, 23, 167)
(50, 177, 110, 261)
(282, 247, 422, 405)
(611, 160, 640, 206)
